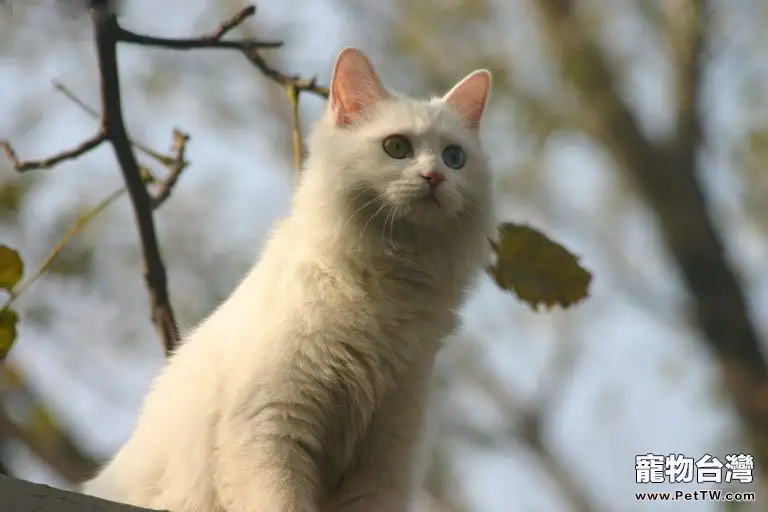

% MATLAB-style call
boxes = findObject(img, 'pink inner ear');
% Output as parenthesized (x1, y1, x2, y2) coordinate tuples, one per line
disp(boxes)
(443, 70, 492, 130)
(330, 48, 388, 126)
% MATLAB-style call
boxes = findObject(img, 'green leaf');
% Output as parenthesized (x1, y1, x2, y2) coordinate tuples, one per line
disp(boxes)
(0, 245, 23, 290)
(0, 308, 18, 360)
(488, 222, 592, 310)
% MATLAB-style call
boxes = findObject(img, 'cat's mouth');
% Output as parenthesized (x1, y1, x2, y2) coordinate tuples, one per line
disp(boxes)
(426, 191, 441, 207)
(381, 181, 450, 217)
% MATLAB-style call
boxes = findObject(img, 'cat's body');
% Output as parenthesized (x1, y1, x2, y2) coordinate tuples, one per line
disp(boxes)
(82, 48, 494, 512)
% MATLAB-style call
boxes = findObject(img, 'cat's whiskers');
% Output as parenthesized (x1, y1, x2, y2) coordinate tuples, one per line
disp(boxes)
(386, 199, 404, 244)
(379, 205, 394, 250)
(336, 189, 380, 238)
(359, 200, 389, 245)
(454, 198, 478, 226)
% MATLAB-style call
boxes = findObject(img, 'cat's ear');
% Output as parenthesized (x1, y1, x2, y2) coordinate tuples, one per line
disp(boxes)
(442, 70, 492, 130)
(328, 47, 389, 127)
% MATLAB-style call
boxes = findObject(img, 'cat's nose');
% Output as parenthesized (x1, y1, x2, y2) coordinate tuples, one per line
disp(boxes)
(421, 170, 445, 189)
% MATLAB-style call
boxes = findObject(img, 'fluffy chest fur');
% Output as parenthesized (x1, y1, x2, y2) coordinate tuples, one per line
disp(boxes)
(214, 212, 479, 492)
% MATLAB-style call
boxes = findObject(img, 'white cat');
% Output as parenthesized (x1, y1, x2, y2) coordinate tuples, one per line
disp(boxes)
(82, 47, 494, 512)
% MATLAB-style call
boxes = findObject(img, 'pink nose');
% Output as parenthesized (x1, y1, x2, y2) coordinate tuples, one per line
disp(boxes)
(421, 170, 445, 188)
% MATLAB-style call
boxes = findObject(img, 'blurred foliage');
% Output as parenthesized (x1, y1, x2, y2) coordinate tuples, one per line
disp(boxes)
(0, 245, 23, 360)
(0, 364, 97, 482)
(0, 180, 27, 220)
(0, 246, 23, 290)
(0, 309, 18, 361)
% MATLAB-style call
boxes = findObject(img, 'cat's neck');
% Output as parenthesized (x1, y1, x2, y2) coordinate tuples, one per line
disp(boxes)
(282, 173, 487, 294)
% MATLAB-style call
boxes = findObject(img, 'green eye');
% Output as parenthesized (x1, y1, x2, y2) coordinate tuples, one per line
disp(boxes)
(442, 145, 466, 169)
(382, 135, 413, 159)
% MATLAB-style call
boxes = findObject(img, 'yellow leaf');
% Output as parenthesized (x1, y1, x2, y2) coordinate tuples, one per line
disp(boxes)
(0, 308, 18, 360)
(489, 222, 592, 309)
(0, 245, 23, 290)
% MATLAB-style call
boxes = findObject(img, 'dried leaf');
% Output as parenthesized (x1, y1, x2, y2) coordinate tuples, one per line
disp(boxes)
(0, 245, 23, 290)
(0, 308, 18, 360)
(489, 222, 592, 309)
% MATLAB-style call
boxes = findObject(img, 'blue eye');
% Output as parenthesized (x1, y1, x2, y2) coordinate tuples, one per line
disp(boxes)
(382, 135, 413, 159)
(442, 145, 466, 169)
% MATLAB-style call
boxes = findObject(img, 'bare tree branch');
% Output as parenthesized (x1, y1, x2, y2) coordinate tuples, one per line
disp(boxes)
(516, 337, 594, 512)
(533, 0, 768, 486)
(152, 129, 190, 208)
(2, 2, 329, 356)
(460, 333, 599, 512)
(90, 0, 180, 354)
(244, 51, 329, 98)
(0, 406, 92, 483)
(1, 132, 107, 172)
(1, 83, 188, 324)
(1, 186, 127, 319)
(666, 0, 706, 156)
(116, 5, 282, 51)
(52, 81, 177, 166)
(114, 4, 329, 98)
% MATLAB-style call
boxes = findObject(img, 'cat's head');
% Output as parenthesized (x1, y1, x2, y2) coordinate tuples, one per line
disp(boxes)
(304, 47, 493, 235)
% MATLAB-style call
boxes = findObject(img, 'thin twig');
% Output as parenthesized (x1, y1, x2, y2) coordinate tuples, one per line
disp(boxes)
(245, 50, 329, 98)
(152, 129, 190, 208)
(211, 4, 258, 38)
(285, 84, 304, 171)
(1, 186, 127, 318)
(52, 81, 176, 166)
(116, 5, 282, 51)
(115, 4, 329, 98)
(52, 81, 99, 118)
(1, 131, 107, 172)
(2, 2, 328, 356)
(117, 28, 282, 51)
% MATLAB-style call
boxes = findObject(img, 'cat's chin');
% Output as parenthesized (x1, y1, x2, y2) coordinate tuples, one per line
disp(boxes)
(395, 195, 462, 227)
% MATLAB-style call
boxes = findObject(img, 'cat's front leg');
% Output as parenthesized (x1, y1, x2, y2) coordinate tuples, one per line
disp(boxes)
(325, 378, 431, 512)
(213, 401, 322, 512)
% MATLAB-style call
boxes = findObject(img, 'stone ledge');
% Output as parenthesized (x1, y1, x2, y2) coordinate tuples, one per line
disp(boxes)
(0, 475, 164, 512)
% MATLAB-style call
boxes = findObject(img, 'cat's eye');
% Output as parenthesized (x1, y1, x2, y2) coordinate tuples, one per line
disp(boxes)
(382, 135, 413, 159)
(442, 145, 466, 169)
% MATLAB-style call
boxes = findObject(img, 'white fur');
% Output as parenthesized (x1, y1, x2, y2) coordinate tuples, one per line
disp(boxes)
(82, 49, 494, 512)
